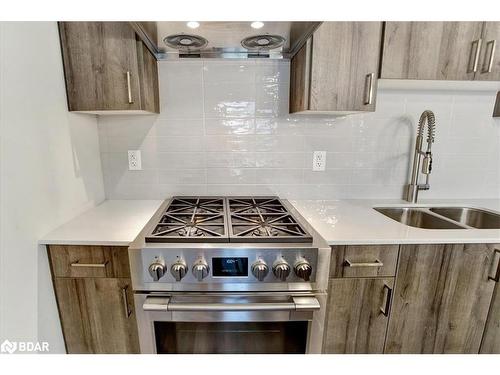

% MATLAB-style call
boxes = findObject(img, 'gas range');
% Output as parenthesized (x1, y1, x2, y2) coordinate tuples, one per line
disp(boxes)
(129, 196, 330, 292)
(129, 196, 330, 353)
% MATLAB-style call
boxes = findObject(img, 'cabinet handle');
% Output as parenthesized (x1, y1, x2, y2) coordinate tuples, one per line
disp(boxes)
(363, 73, 375, 105)
(489, 249, 500, 282)
(344, 258, 383, 268)
(380, 284, 392, 317)
(126, 71, 134, 104)
(70, 261, 108, 268)
(121, 285, 132, 318)
(481, 40, 496, 74)
(468, 39, 483, 73)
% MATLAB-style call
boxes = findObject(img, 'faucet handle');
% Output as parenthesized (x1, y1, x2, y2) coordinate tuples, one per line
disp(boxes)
(422, 152, 432, 174)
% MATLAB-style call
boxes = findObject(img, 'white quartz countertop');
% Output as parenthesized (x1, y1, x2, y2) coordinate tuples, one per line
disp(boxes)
(39, 200, 163, 246)
(39, 198, 500, 247)
(290, 199, 500, 245)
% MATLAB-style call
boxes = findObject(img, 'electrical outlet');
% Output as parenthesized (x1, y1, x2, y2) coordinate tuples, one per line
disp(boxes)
(128, 150, 142, 170)
(312, 151, 326, 171)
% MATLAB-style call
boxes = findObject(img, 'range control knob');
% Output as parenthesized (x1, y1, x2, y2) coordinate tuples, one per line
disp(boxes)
(148, 260, 166, 281)
(192, 258, 210, 282)
(272, 258, 291, 281)
(251, 259, 269, 282)
(294, 258, 312, 281)
(171, 259, 188, 282)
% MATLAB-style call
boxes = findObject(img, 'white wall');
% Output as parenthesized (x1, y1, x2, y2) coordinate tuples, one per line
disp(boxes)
(0, 22, 105, 353)
(98, 60, 500, 200)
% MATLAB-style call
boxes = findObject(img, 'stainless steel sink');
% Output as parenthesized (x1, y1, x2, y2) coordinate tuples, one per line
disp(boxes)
(374, 207, 465, 229)
(430, 207, 500, 229)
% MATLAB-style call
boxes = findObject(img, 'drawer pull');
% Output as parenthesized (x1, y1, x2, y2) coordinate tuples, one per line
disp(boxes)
(126, 71, 134, 104)
(380, 284, 392, 317)
(489, 249, 500, 282)
(70, 261, 108, 268)
(468, 39, 482, 73)
(481, 40, 496, 74)
(363, 73, 375, 105)
(122, 285, 132, 318)
(344, 259, 383, 268)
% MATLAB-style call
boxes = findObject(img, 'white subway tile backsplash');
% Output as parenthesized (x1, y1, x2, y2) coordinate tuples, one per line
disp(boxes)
(156, 136, 205, 152)
(155, 119, 204, 136)
(156, 152, 207, 169)
(206, 152, 256, 168)
(207, 168, 257, 185)
(254, 153, 306, 169)
(98, 59, 500, 200)
(205, 118, 255, 135)
(205, 135, 254, 152)
(254, 135, 304, 152)
(203, 61, 256, 83)
(159, 61, 204, 119)
(255, 169, 304, 185)
(204, 82, 256, 118)
(158, 169, 207, 185)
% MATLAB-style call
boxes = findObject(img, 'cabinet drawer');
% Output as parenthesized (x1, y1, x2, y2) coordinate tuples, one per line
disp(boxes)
(48, 245, 130, 278)
(330, 245, 399, 278)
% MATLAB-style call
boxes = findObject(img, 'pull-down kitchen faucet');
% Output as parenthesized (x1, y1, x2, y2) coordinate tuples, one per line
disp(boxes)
(405, 110, 436, 203)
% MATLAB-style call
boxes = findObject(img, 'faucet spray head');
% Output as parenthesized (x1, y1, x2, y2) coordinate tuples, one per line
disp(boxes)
(422, 152, 432, 174)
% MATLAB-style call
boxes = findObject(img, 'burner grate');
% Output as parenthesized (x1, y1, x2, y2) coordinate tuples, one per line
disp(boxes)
(227, 197, 312, 243)
(146, 197, 228, 243)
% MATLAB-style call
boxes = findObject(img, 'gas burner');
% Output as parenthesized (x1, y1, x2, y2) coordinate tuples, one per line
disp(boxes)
(177, 226, 205, 237)
(252, 223, 280, 237)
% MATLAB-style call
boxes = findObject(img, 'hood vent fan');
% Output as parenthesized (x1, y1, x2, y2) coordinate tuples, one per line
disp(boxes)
(163, 33, 208, 52)
(241, 34, 286, 51)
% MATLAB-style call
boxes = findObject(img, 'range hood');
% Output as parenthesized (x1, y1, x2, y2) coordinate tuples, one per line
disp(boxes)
(130, 21, 321, 59)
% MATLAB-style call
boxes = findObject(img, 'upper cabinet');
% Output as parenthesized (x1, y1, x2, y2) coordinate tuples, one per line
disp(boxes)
(290, 22, 383, 114)
(58, 22, 159, 114)
(381, 22, 500, 81)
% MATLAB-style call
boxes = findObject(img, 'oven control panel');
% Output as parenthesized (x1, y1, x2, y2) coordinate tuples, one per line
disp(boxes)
(142, 248, 318, 284)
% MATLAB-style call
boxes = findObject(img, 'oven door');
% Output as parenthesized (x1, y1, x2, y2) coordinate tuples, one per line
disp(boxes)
(134, 293, 324, 354)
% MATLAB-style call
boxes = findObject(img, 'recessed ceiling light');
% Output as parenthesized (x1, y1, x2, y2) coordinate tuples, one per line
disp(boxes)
(251, 21, 264, 29)
(186, 21, 200, 29)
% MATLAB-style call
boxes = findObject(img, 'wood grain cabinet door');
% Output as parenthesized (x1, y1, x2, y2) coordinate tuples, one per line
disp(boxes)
(290, 22, 382, 113)
(324, 278, 394, 353)
(309, 22, 382, 112)
(59, 22, 142, 112)
(476, 22, 500, 81)
(385, 243, 497, 354)
(381, 22, 484, 80)
(54, 277, 139, 354)
(480, 245, 500, 353)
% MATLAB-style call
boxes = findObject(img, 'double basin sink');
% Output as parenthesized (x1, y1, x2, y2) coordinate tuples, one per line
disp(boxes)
(374, 206, 500, 230)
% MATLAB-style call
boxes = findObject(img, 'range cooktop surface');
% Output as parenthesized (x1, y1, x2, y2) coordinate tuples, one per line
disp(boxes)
(145, 196, 312, 243)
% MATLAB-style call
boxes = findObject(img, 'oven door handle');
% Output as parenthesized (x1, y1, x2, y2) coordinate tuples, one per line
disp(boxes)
(142, 296, 320, 312)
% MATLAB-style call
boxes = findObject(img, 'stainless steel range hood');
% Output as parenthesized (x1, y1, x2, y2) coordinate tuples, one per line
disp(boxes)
(130, 21, 321, 59)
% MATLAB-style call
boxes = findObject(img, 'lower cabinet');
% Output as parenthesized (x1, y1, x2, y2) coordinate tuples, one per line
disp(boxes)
(324, 243, 500, 354)
(48, 245, 140, 354)
(323, 245, 398, 353)
(385, 243, 498, 354)
(54, 278, 139, 354)
(324, 278, 393, 353)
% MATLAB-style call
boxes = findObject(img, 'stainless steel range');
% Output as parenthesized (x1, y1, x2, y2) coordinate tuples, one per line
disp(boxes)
(129, 196, 330, 354)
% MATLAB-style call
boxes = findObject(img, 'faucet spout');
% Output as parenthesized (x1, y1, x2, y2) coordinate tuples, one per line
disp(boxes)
(405, 110, 436, 203)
